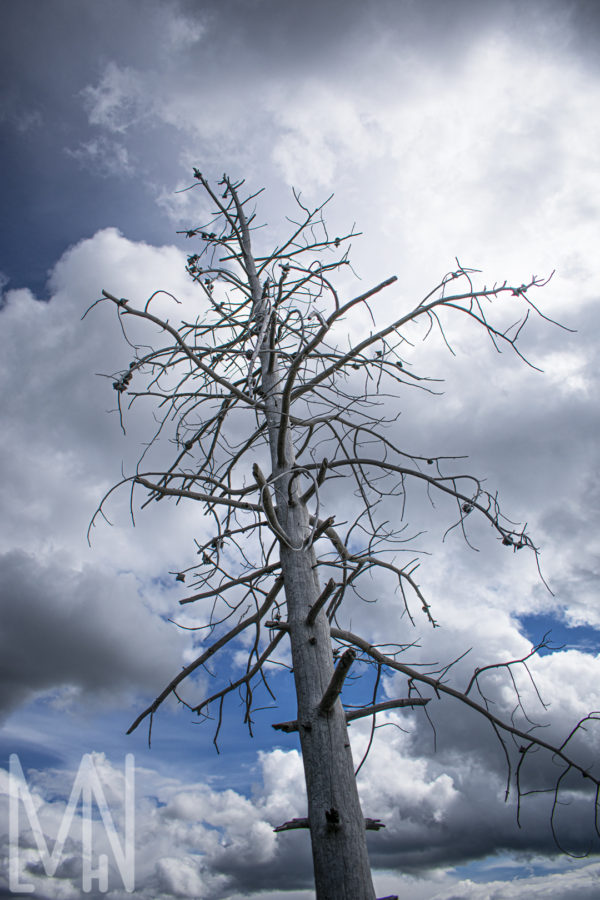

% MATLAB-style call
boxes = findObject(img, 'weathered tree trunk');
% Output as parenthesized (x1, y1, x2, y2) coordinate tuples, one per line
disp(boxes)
(251, 298, 375, 898)
(279, 532, 376, 899)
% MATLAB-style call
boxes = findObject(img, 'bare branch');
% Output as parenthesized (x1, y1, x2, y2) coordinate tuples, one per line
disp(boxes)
(272, 698, 429, 733)
(318, 648, 356, 713)
(127, 576, 283, 734)
(331, 627, 600, 790)
(306, 577, 336, 626)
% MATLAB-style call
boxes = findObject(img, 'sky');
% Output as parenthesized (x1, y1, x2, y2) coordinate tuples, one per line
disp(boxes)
(1, 0, 599, 897)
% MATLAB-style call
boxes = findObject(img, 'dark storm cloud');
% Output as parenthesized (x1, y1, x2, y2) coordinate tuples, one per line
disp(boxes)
(0, 0, 187, 297)
(1, 0, 596, 298)
(0, 549, 184, 715)
(172, 0, 600, 71)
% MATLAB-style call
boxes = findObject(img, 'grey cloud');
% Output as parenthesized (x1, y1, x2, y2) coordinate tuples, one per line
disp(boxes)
(6, 734, 597, 898)
(0, 549, 185, 715)
(350, 688, 600, 869)
(2, 0, 597, 298)
(428, 861, 600, 900)
(66, 137, 134, 178)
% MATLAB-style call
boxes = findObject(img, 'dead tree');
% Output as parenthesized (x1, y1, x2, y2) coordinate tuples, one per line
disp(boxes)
(87, 173, 600, 900)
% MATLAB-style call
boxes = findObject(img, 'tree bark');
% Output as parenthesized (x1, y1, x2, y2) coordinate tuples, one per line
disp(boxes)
(237, 204, 375, 896)
(265, 431, 375, 896)
(259, 344, 375, 897)
(280, 533, 376, 899)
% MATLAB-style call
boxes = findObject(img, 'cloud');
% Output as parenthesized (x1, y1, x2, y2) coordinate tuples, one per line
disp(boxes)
(0, 751, 307, 898)
(266, 29, 600, 302)
(81, 62, 151, 135)
(427, 861, 600, 900)
(0, 227, 206, 559)
(2, 1, 600, 895)
(162, 6, 206, 49)
(1, 742, 598, 899)
(0, 549, 186, 715)
(0, 229, 218, 718)
(66, 136, 134, 178)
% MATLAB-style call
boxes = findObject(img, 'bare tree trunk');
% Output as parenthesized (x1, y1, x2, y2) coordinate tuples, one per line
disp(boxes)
(280, 536, 376, 898)
(246, 228, 375, 898)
